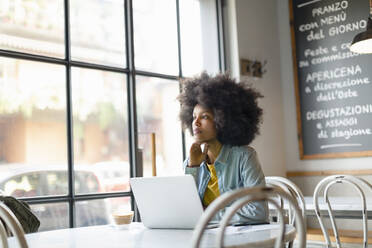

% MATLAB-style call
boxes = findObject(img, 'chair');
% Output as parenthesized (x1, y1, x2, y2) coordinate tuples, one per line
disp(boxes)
(0, 216, 8, 248)
(313, 175, 372, 248)
(0, 202, 29, 248)
(266, 176, 306, 226)
(266, 177, 306, 248)
(191, 186, 306, 248)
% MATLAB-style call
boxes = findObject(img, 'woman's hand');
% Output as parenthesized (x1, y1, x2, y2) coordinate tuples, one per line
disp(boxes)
(188, 142, 209, 167)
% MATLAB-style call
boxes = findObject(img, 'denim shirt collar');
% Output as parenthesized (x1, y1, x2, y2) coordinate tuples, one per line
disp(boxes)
(214, 144, 231, 168)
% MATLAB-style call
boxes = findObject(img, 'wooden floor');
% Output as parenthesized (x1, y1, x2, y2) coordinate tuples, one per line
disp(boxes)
(304, 241, 363, 248)
(307, 228, 372, 244)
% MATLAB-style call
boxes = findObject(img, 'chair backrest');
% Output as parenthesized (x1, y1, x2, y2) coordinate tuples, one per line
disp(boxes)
(0, 190, 7, 248)
(313, 175, 372, 248)
(0, 202, 29, 248)
(191, 186, 306, 248)
(266, 176, 306, 226)
(0, 215, 8, 248)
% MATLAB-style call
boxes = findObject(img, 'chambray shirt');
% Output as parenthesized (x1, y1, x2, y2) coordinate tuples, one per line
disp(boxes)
(183, 145, 269, 224)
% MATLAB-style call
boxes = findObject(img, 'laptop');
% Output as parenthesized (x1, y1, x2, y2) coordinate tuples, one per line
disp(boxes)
(129, 175, 206, 229)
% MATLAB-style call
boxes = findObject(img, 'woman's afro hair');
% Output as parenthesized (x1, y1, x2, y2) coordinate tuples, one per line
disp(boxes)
(177, 72, 263, 146)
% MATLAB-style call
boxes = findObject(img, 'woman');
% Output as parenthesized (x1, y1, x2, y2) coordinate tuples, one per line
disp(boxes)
(177, 72, 268, 225)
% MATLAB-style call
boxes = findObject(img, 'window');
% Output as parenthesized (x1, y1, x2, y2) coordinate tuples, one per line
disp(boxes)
(133, 0, 178, 75)
(0, 0, 223, 230)
(136, 76, 183, 176)
(179, 0, 221, 77)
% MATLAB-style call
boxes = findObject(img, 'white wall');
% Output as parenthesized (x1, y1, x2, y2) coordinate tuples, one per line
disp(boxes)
(224, 0, 286, 177)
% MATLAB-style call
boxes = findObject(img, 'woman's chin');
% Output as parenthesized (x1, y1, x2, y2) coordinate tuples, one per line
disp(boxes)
(193, 136, 204, 143)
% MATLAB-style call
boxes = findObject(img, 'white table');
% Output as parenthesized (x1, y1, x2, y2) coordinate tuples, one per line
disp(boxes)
(8, 223, 296, 248)
(304, 196, 372, 219)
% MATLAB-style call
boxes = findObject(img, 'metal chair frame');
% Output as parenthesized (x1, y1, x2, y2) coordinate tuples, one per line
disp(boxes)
(191, 186, 306, 248)
(0, 202, 29, 248)
(0, 217, 8, 248)
(313, 175, 372, 248)
(266, 177, 306, 248)
(266, 176, 306, 226)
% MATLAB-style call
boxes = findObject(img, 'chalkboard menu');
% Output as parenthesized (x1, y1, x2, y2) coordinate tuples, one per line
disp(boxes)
(290, 0, 372, 159)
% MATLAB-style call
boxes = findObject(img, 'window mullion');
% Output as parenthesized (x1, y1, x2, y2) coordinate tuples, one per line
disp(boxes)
(125, 0, 140, 221)
(175, 0, 187, 162)
(63, 0, 76, 228)
(216, 0, 226, 72)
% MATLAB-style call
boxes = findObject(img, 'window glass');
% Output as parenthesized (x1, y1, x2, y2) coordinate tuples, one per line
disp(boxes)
(45, 171, 68, 195)
(71, 67, 129, 194)
(0, 57, 67, 196)
(180, 0, 220, 76)
(70, 0, 126, 67)
(136, 76, 183, 177)
(184, 130, 194, 158)
(2, 172, 42, 197)
(30, 202, 69, 231)
(0, 0, 64, 58)
(0, 170, 68, 197)
(75, 199, 109, 227)
(133, 0, 178, 75)
(75, 198, 131, 227)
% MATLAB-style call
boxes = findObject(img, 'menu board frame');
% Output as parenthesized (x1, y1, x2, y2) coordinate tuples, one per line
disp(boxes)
(289, 0, 372, 159)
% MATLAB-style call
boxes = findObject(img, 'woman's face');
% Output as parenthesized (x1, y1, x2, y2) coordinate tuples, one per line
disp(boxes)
(192, 104, 217, 143)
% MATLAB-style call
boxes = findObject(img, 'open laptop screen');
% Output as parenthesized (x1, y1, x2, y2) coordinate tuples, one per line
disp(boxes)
(130, 175, 204, 229)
